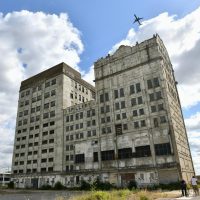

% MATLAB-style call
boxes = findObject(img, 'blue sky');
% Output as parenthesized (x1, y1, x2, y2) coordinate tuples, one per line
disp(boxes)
(0, 0, 200, 174)
(0, 0, 200, 70)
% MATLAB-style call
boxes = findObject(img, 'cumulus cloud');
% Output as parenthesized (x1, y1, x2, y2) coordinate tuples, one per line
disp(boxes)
(110, 7, 200, 174)
(110, 7, 200, 109)
(82, 65, 95, 86)
(0, 10, 84, 170)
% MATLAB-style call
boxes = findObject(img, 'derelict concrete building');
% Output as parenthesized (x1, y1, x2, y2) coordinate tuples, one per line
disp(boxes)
(12, 34, 194, 188)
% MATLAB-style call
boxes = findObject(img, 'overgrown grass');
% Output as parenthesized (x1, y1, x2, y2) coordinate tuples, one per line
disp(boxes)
(56, 189, 180, 200)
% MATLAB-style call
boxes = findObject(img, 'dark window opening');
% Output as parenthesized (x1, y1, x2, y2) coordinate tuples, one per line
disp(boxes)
(155, 143, 171, 156)
(135, 145, 151, 157)
(101, 150, 115, 161)
(118, 148, 132, 159)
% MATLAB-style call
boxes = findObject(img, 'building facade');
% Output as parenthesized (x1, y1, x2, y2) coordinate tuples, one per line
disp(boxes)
(12, 34, 194, 188)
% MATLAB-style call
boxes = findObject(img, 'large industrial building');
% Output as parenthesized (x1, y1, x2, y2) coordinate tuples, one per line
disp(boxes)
(12, 34, 195, 188)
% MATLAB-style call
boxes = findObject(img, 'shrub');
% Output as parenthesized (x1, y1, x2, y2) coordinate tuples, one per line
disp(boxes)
(7, 181, 14, 189)
(80, 180, 91, 190)
(128, 180, 137, 190)
(54, 181, 65, 190)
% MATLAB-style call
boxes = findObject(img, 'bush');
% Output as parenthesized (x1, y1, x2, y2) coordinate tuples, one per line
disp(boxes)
(93, 179, 114, 191)
(80, 180, 91, 190)
(140, 196, 149, 200)
(54, 181, 65, 190)
(158, 182, 180, 190)
(7, 181, 14, 189)
(128, 180, 137, 190)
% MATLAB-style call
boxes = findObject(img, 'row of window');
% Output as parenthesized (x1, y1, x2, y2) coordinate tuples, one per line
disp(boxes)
(44, 90, 56, 99)
(73, 143, 171, 163)
(70, 92, 88, 102)
(99, 79, 160, 103)
(45, 79, 56, 88)
(43, 111, 55, 119)
(74, 82, 89, 94)
(14, 157, 54, 166)
(13, 167, 54, 174)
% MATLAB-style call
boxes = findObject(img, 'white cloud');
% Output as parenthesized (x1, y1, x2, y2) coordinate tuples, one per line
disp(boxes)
(82, 65, 95, 86)
(0, 10, 84, 170)
(111, 7, 200, 175)
(110, 7, 200, 109)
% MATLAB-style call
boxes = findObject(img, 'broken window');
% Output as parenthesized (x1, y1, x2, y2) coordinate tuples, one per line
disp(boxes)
(118, 148, 132, 159)
(101, 150, 115, 161)
(155, 143, 171, 156)
(135, 145, 151, 157)
(75, 154, 85, 163)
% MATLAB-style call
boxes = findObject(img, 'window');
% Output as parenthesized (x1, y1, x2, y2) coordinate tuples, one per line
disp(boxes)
(115, 124, 122, 135)
(135, 145, 151, 157)
(51, 101, 55, 107)
(114, 90, 118, 99)
(43, 113, 49, 119)
(147, 80, 153, 89)
(42, 149, 47, 154)
(36, 115, 40, 121)
(92, 130, 96, 136)
(75, 154, 85, 163)
(92, 109, 95, 116)
(139, 108, 144, 115)
(75, 113, 79, 120)
(80, 112, 83, 119)
(102, 127, 106, 134)
(41, 158, 47, 163)
(153, 118, 159, 127)
(49, 157, 54, 162)
(44, 103, 49, 109)
(105, 93, 109, 101)
(36, 106, 40, 112)
(107, 127, 112, 133)
(45, 82, 50, 88)
(138, 96, 143, 104)
(133, 110, 138, 117)
(123, 124, 128, 130)
(80, 123, 83, 128)
(155, 143, 171, 156)
(49, 139, 54, 143)
(105, 105, 110, 113)
(115, 102, 120, 110)
(134, 121, 139, 128)
(87, 131, 91, 137)
(37, 95, 41, 101)
(136, 83, 141, 93)
(70, 93, 73, 99)
(51, 90, 56, 96)
(149, 93, 154, 102)
(121, 101, 126, 109)
(107, 116, 111, 122)
(93, 152, 98, 162)
(141, 120, 146, 127)
(100, 94, 104, 103)
(130, 85, 135, 94)
(153, 77, 160, 87)
(120, 88, 124, 97)
(66, 116, 69, 122)
(151, 105, 157, 113)
(50, 111, 55, 117)
(31, 108, 35, 113)
(116, 114, 121, 120)
(101, 118, 105, 123)
(160, 116, 167, 123)
(118, 148, 132, 159)
(131, 98, 137, 106)
(70, 115, 74, 121)
(49, 148, 54, 153)
(122, 113, 127, 119)
(87, 121, 91, 127)
(44, 92, 50, 99)
(156, 91, 162, 100)
(158, 103, 164, 111)
(101, 150, 115, 161)
(87, 110, 90, 117)
(100, 107, 104, 114)
(51, 79, 56, 85)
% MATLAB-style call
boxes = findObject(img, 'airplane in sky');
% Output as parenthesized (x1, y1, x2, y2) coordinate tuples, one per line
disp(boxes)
(133, 14, 143, 25)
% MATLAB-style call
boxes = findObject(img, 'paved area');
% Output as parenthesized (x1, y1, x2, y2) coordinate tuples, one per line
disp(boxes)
(0, 190, 83, 200)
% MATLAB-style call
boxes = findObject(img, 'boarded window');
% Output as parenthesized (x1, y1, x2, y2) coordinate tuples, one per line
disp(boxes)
(118, 148, 132, 159)
(101, 150, 115, 161)
(115, 124, 122, 135)
(75, 154, 85, 163)
(135, 145, 151, 157)
(155, 143, 171, 156)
